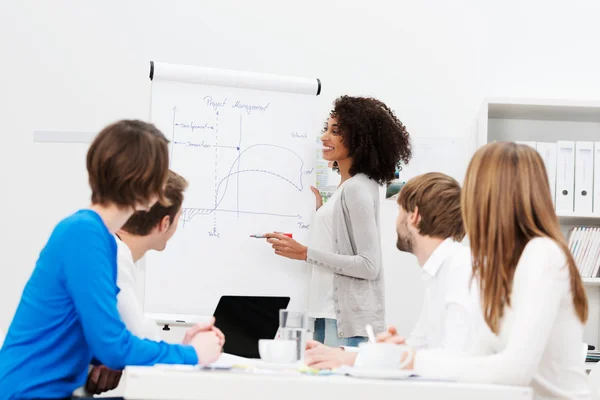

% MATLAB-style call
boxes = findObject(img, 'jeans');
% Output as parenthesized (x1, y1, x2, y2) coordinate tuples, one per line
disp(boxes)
(313, 318, 367, 347)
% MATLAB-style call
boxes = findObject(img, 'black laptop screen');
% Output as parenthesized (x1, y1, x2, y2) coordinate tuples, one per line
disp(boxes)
(213, 296, 290, 358)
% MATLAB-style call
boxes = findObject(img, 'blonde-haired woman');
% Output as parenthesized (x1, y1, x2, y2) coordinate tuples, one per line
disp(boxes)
(398, 142, 590, 399)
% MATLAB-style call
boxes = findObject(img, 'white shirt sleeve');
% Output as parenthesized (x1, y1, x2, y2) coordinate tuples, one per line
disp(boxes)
(116, 248, 160, 341)
(406, 294, 429, 350)
(414, 238, 568, 386)
(438, 257, 478, 353)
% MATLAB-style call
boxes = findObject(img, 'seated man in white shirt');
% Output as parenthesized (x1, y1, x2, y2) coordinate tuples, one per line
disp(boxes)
(305, 172, 479, 369)
(112, 170, 188, 341)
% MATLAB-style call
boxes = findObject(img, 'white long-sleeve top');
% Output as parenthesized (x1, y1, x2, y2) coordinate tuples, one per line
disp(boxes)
(115, 236, 160, 341)
(414, 237, 591, 400)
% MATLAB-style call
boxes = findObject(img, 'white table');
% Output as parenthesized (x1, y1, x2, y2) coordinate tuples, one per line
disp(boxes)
(123, 366, 533, 400)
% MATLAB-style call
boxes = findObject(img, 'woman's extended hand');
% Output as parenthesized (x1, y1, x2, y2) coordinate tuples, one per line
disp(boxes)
(265, 233, 308, 260)
(310, 186, 323, 211)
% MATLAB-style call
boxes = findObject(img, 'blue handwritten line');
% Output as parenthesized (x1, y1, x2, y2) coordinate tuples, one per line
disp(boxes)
(218, 169, 302, 194)
(237, 114, 242, 217)
(173, 141, 237, 149)
(231, 101, 270, 114)
(175, 122, 215, 132)
(216, 143, 305, 213)
(213, 110, 219, 231)
(179, 161, 304, 223)
(204, 96, 227, 112)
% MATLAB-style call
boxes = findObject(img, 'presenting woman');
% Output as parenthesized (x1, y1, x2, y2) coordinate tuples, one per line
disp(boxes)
(266, 96, 412, 346)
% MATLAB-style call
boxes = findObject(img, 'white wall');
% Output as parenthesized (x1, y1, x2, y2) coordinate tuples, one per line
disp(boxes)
(2, 0, 600, 336)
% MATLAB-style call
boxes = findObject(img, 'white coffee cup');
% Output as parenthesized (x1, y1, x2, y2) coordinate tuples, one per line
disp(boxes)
(258, 339, 297, 364)
(354, 343, 413, 370)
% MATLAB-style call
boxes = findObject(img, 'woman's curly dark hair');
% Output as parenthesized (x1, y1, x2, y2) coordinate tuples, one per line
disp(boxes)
(327, 95, 412, 185)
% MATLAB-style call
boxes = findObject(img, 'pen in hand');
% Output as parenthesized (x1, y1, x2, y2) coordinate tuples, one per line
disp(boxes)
(250, 233, 293, 238)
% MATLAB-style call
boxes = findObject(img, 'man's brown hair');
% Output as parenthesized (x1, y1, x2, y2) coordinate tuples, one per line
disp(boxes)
(87, 120, 170, 209)
(121, 170, 188, 236)
(397, 172, 465, 241)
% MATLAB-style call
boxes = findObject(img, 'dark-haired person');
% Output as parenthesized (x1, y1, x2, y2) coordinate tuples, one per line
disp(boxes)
(265, 96, 412, 346)
(0, 121, 223, 399)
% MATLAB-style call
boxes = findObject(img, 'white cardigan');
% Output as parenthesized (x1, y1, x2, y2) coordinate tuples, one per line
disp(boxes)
(414, 237, 591, 400)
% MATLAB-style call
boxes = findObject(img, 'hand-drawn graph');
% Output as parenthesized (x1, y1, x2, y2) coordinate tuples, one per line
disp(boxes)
(168, 100, 314, 237)
(179, 143, 305, 222)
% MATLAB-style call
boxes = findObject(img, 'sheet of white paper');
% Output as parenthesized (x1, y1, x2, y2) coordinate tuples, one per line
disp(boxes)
(211, 352, 254, 367)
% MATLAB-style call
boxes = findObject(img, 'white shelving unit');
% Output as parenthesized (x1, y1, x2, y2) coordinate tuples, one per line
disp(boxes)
(583, 278, 600, 287)
(556, 212, 600, 221)
(478, 98, 600, 348)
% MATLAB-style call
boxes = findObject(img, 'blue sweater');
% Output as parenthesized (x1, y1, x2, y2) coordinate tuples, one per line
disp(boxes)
(0, 210, 198, 399)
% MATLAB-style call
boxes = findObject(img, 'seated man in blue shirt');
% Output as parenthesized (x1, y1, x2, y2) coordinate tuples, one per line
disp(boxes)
(83, 170, 192, 396)
(0, 120, 224, 400)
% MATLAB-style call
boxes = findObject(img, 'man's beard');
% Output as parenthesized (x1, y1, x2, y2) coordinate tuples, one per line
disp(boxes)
(396, 229, 413, 253)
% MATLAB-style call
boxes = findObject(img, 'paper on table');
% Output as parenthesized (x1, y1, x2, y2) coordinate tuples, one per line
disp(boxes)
(157, 354, 308, 375)
(153, 353, 252, 371)
(211, 352, 254, 368)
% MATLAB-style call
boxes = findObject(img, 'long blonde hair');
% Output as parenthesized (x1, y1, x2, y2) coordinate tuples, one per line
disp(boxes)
(462, 142, 588, 334)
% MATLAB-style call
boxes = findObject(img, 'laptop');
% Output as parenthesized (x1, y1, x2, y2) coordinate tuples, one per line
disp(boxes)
(212, 295, 290, 358)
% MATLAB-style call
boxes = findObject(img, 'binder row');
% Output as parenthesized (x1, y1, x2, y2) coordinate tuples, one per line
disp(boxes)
(516, 141, 600, 215)
(567, 226, 600, 278)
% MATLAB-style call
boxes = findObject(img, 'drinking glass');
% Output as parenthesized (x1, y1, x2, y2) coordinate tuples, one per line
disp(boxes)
(279, 310, 308, 362)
